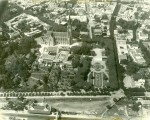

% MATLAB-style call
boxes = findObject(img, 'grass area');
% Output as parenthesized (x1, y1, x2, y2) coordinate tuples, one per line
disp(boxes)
(43, 97, 110, 116)
(27, 66, 49, 88)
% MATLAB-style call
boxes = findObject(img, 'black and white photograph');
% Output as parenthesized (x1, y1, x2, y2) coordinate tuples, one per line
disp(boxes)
(0, 0, 150, 120)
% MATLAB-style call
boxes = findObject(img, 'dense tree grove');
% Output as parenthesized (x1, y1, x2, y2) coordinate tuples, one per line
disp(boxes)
(139, 41, 150, 65)
(126, 62, 140, 76)
(71, 57, 93, 91)
(71, 42, 92, 55)
(117, 19, 141, 40)
(106, 54, 118, 89)
(0, 36, 38, 90)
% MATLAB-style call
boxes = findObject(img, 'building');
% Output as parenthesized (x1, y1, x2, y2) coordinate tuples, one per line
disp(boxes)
(50, 31, 72, 46)
(4, 13, 50, 39)
(116, 40, 128, 63)
(38, 46, 58, 64)
(137, 29, 149, 41)
(135, 79, 145, 88)
(93, 28, 103, 36)
(66, 15, 87, 22)
(28, 102, 51, 115)
(129, 49, 146, 65)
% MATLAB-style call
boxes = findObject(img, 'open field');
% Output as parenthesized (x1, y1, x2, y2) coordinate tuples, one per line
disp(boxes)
(44, 97, 110, 116)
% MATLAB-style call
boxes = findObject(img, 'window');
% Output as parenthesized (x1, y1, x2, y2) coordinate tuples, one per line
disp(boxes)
(120, 46, 124, 49)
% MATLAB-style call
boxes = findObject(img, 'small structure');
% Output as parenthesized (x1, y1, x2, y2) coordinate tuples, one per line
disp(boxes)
(28, 102, 51, 115)
(135, 79, 145, 88)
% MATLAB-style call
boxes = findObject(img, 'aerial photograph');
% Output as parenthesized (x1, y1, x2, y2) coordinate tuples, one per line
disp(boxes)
(0, 0, 150, 120)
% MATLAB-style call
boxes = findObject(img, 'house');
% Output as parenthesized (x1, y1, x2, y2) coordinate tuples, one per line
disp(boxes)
(137, 29, 148, 41)
(128, 48, 146, 65)
(93, 28, 102, 36)
(135, 79, 145, 88)
(28, 102, 51, 115)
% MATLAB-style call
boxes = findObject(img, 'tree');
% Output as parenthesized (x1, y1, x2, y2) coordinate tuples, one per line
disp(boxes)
(80, 22, 88, 32)
(81, 42, 92, 55)
(17, 37, 37, 55)
(133, 73, 143, 81)
(94, 15, 101, 22)
(0, 35, 8, 41)
(68, 0, 77, 7)
(5, 55, 18, 75)
(48, 65, 61, 88)
(71, 46, 81, 54)
(72, 19, 80, 27)
(101, 14, 109, 20)
(132, 102, 141, 112)
(106, 54, 118, 89)
(126, 62, 140, 76)
(134, 12, 139, 19)
(140, 11, 150, 20)
(72, 31, 80, 38)
(71, 57, 92, 90)
(120, 59, 128, 65)
(72, 55, 80, 68)
(142, 28, 150, 39)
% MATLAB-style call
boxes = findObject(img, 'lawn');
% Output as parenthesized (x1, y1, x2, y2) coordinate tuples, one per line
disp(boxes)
(43, 97, 110, 116)
(27, 66, 49, 88)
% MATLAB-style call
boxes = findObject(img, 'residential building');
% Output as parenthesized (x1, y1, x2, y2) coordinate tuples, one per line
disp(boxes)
(135, 79, 145, 88)
(137, 29, 149, 41)
(128, 44, 146, 65)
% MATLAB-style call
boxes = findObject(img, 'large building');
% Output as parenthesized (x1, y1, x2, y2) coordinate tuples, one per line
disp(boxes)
(116, 40, 128, 63)
(128, 44, 146, 65)
(50, 31, 72, 46)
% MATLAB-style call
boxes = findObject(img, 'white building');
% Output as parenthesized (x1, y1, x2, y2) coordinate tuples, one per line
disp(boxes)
(116, 40, 128, 63)
(128, 44, 146, 65)
(135, 79, 145, 88)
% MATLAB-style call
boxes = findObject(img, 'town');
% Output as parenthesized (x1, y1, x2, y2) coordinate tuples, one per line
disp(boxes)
(0, 0, 150, 120)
